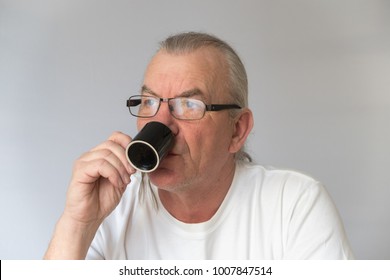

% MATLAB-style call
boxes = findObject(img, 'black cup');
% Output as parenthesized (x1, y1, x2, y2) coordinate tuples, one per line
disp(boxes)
(126, 122, 174, 172)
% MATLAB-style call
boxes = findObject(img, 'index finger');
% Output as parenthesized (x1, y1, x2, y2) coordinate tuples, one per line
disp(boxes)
(93, 131, 135, 174)
(107, 131, 132, 149)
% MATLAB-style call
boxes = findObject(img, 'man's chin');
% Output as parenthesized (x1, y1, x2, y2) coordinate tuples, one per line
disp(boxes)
(148, 167, 177, 186)
(148, 155, 186, 186)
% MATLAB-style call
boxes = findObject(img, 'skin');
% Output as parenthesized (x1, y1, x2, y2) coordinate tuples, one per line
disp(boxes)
(44, 47, 253, 259)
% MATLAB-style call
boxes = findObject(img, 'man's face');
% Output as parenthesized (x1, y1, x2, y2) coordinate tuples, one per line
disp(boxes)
(137, 48, 237, 192)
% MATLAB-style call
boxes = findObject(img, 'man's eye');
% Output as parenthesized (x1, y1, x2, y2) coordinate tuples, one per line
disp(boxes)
(184, 99, 201, 110)
(142, 98, 157, 107)
(185, 100, 196, 108)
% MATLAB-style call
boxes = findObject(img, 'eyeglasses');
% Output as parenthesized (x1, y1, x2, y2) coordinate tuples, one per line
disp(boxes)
(126, 95, 241, 120)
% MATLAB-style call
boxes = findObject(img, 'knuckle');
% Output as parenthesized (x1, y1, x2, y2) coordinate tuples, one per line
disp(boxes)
(108, 131, 124, 141)
(108, 131, 132, 145)
(95, 157, 109, 168)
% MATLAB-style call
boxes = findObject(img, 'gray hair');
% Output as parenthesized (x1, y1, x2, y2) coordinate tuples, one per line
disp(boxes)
(158, 32, 252, 162)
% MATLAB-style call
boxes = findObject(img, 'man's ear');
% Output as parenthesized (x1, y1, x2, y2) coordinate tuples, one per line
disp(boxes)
(229, 108, 254, 153)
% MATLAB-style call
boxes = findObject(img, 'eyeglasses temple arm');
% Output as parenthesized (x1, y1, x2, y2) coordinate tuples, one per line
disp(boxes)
(205, 104, 242, 111)
(126, 99, 142, 107)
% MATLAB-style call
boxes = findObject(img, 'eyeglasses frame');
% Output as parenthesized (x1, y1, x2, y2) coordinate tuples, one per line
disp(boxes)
(126, 95, 242, 120)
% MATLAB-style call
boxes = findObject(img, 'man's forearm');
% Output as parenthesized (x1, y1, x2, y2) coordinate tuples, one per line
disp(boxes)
(44, 214, 100, 260)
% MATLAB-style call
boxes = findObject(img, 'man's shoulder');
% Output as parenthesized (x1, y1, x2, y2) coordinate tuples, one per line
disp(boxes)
(236, 161, 324, 196)
(237, 161, 319, 182)
(235, 161, 331, 216)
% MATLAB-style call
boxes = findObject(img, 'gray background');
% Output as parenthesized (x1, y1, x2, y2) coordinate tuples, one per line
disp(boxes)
(1, 0, 389, 259)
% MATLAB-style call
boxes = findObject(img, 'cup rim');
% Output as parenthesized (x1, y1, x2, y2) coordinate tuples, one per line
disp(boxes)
(126, 140, 160, 173)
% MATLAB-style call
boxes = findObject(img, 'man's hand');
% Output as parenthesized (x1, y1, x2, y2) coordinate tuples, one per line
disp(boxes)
(44, 131, 135, 259)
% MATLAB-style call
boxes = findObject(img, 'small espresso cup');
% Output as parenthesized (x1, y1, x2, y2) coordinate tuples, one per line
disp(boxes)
(126, 121, 174, 172)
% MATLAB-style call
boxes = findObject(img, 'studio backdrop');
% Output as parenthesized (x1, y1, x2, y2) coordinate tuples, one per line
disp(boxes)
(1, 0, 389, 259)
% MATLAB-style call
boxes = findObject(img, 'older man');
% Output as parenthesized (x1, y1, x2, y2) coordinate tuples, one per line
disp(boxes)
(44, 32, 353, 259)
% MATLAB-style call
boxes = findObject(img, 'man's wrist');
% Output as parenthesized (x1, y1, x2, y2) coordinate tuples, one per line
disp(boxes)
(44, 214, 101, 259)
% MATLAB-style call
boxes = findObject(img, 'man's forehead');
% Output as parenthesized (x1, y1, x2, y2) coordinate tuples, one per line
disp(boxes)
(142, 48, 227, 100)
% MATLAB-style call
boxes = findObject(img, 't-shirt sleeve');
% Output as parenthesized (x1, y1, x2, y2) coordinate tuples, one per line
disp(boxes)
(281, 179, 354, 259)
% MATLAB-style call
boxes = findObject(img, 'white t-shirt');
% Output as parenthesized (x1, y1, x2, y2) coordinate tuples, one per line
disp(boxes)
(87, 161, 354, 259)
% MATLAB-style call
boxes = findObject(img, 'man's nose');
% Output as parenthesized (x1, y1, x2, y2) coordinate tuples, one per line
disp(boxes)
(153, 101, 179, 135)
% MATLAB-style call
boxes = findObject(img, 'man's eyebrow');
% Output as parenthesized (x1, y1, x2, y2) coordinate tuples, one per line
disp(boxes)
(180, 88, 204, 98)
(141, 85, 157, 96)
(141, 85, 204, 98)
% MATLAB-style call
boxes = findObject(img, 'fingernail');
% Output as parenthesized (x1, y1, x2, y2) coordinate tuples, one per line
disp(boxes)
(123, 174, 130, 185)
(127, 163, 135, 174)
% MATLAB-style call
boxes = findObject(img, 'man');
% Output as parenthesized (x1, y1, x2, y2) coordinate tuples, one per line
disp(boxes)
(44, 32, 354, 259)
